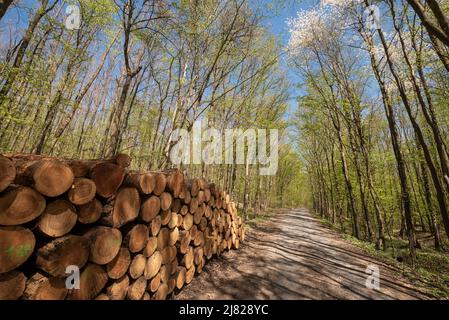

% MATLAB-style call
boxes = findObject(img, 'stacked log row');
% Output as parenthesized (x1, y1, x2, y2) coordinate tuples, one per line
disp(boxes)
(0, 154, 245, 300)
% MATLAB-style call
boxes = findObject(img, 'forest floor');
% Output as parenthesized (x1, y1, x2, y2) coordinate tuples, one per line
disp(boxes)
(175, 208, 434, 300)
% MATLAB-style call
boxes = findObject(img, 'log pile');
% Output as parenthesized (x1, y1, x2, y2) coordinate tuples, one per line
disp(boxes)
(0, 153, 245, 300)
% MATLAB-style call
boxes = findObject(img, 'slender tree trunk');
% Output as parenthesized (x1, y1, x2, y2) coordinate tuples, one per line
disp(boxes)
(0, 0, 13, 21)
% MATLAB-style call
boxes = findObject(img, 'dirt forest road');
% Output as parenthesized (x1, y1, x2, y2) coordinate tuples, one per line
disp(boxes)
(176, 209, 431, 300)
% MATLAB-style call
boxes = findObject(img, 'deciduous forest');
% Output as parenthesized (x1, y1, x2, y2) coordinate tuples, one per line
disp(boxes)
(1, 0, 449, 300)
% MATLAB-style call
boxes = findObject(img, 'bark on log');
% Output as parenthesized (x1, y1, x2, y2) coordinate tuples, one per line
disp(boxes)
(23, 272, 67, 300)
(14, 159, 74, 197)
(101, 187, 140, 228)
(36, 235, 90, 277)
(112, 153, 132, 168)
(124, 172, 155, 195)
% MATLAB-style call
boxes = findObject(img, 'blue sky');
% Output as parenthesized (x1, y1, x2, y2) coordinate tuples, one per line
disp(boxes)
(259, 0, 321, 116)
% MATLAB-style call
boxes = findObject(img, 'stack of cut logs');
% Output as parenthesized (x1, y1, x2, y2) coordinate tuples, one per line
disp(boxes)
(0, 153, 245, 300)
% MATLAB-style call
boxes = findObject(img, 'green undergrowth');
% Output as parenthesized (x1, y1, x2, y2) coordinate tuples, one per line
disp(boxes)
(244, 209, 276, 229)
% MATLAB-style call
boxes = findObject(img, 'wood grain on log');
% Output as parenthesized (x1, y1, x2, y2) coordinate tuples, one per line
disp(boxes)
(140, 195, 160, 222)
(84, 226, 122, 265)
(129, 254, 146, 279)
(67, 264, 108, 300)
(0, 271, 26, 300)
(38, 200, 77, 237)
(106, 275, 129, 300)
(68, 178, 96, 205)
(0, 155, 16, 193)
(0, 186, 45, 225)
(102, 187, 140, 228)
(0, 226, 35, 273)
(124, 172, 155, 195)
(15, 159, 74, 197)
(90, 162, 125, 198)
(144, 251, 162, 279)
(77, 199, 102, 224)
(107, 247, 131, 280)
(23, 272, 67, 300)
(125, 224, 148, 253)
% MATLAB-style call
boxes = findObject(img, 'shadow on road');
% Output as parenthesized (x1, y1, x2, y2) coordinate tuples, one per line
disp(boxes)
(175, 209, 430, 300)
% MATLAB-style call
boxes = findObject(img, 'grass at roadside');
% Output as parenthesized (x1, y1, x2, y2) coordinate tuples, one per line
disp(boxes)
(244, 208, 277, 229)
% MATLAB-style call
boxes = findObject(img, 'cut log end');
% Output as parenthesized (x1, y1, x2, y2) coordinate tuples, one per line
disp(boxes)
(68, 178, 96, 205)
(90, 162, 125, 198)
(0, 271, 26, 300)
(38, 200, 77, 238)
(0, 155, 16, 193)
(0, 226, 36, 274)
(67, 264, 108, 300)
(84, 226, 122, 265)
(0, 186, 46, 226)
